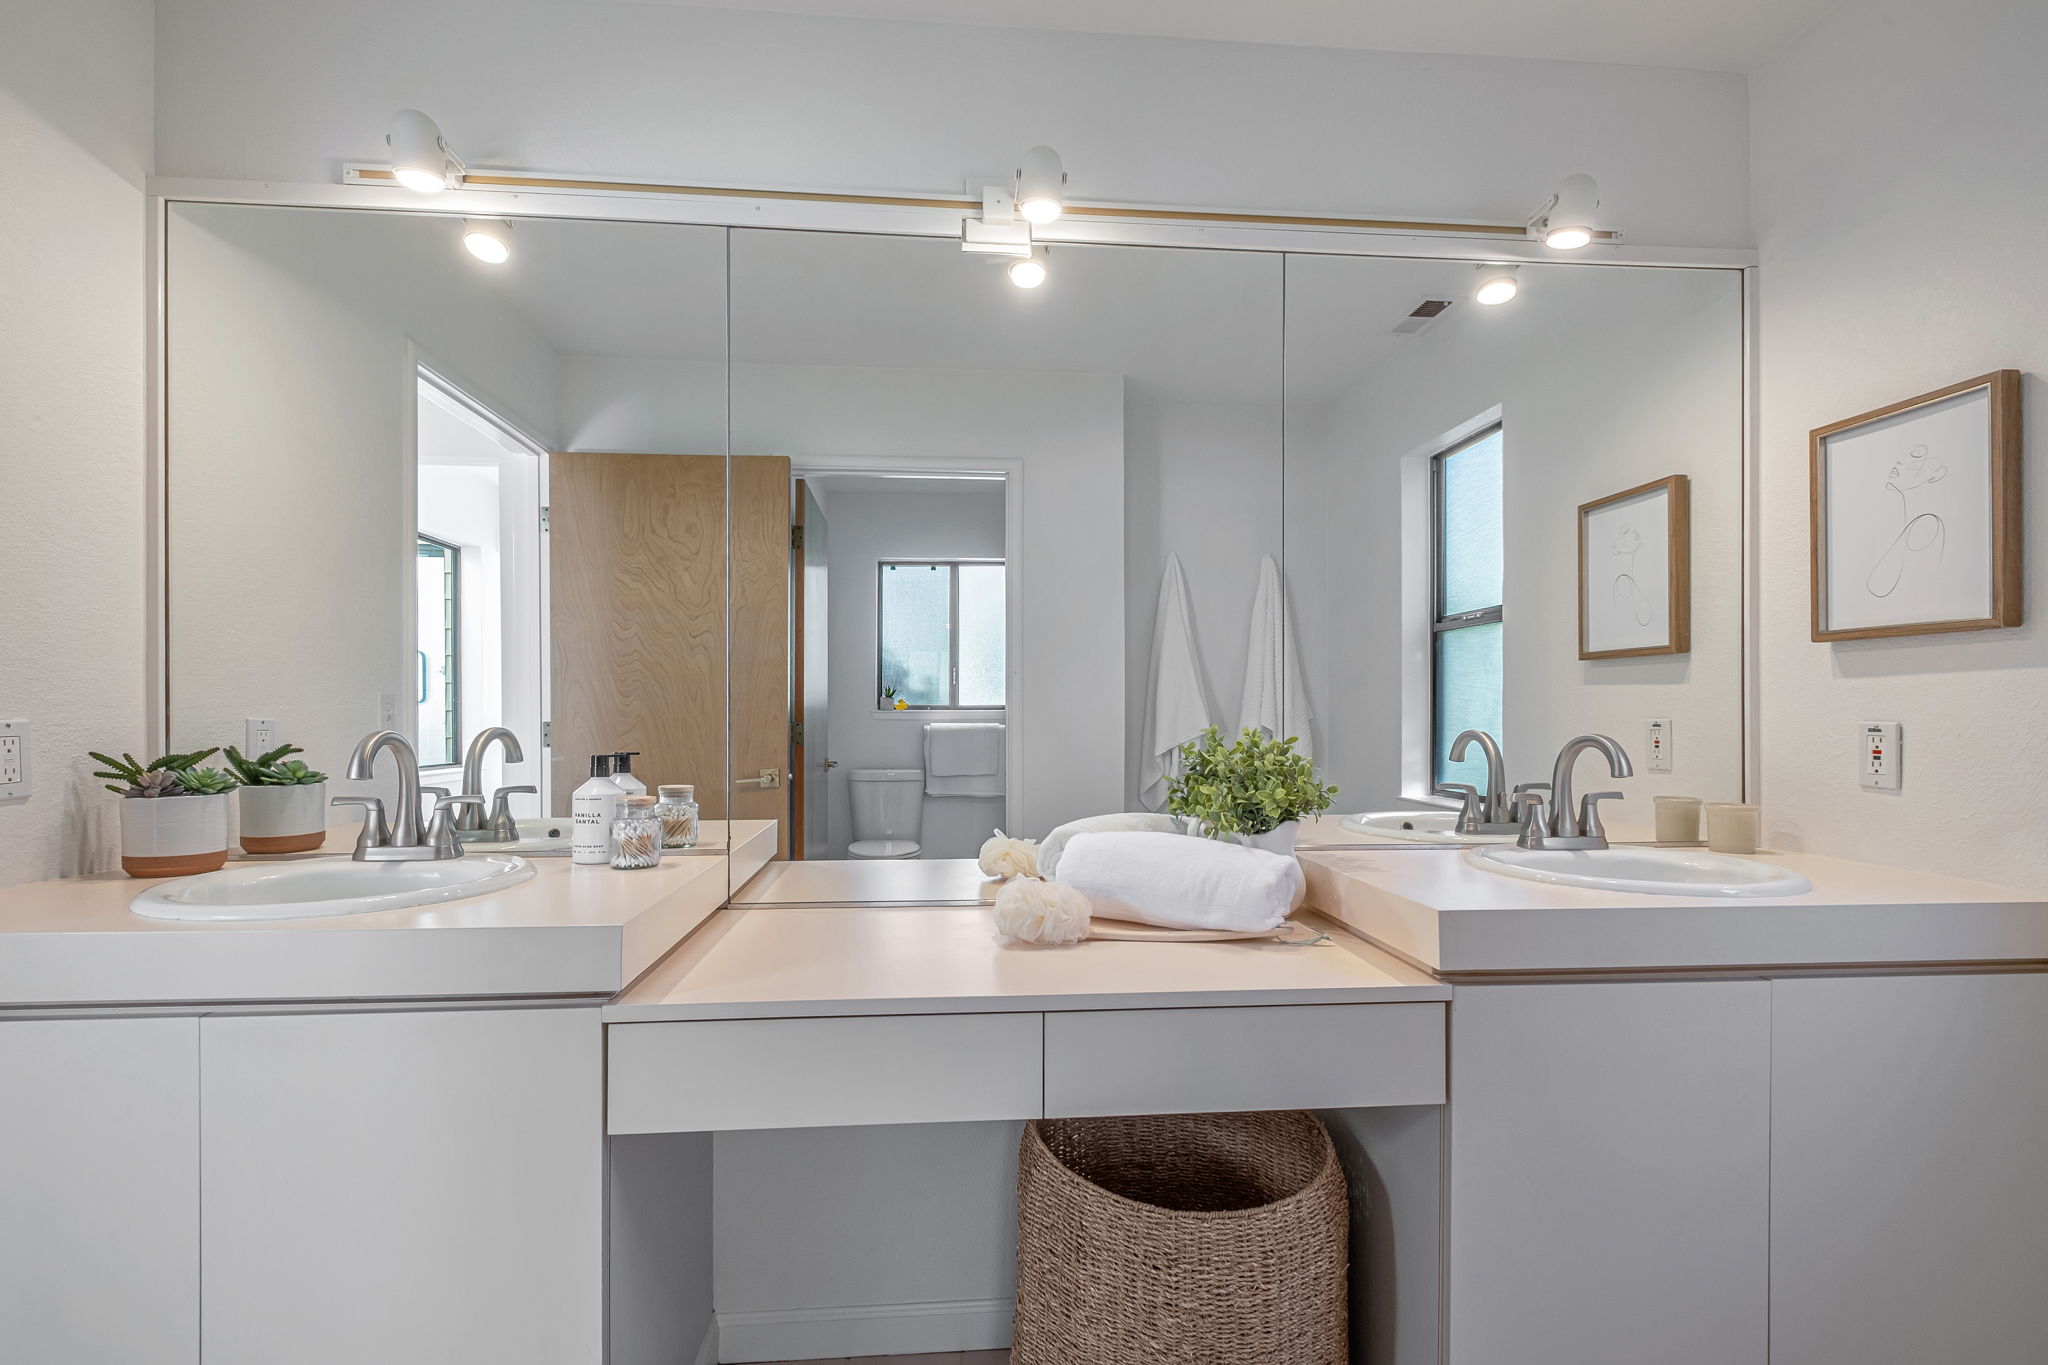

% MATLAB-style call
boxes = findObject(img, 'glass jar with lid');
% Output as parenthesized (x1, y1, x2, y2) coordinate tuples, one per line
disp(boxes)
(610, 795, 664, 870)
(654, 784, 699, 849)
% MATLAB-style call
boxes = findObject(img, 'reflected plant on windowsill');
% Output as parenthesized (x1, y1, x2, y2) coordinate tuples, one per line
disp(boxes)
(1166, 727, 1339, 842)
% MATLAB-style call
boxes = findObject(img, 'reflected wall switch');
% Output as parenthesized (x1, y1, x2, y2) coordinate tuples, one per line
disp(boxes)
(1861, 721, 1902, 790)
(1646, 719, 1673, 773)
(246, 717, 276, 753)
(0, 721, 30, 799)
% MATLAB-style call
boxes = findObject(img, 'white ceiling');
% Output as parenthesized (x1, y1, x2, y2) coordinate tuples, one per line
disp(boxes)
(650, 0, 1835, 73)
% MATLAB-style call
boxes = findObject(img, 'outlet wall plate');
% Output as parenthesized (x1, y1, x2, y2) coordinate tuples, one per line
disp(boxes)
(0, 720, 31, 799)
(1860, 721, 1902, 791)
(246, 716, 277, 753)
(1646, 718, 1673, 773)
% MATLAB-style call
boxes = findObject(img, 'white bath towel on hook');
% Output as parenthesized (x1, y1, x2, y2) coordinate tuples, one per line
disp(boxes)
(1139, 553, 1215, 810)
(1238, 554, 1314, 758)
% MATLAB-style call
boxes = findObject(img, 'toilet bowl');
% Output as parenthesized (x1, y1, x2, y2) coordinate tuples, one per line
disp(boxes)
(847, 768, 924, 859)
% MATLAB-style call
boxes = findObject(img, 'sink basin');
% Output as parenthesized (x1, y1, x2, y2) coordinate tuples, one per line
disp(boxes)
(131, 853, 535, 922)
(1464, 845, 1812, 898)
(1340, 810, 1517, 845)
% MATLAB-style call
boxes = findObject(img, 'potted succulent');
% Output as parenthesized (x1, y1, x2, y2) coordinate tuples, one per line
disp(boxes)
(1165, 726, 1340, 857)
(90, 748, 240, 877)
(225, 743, 329, 853)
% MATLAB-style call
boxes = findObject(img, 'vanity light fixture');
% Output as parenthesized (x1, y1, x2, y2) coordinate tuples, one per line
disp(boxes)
(1529, 173, 1599, 250)
(462, 218, 511, 264)
(961, 184, 1034, 257)
(1015, 145, 1067, 225)
(388, 109, 465, 193)
(1473, 263, 1519, 305)
(1008, 249, 1049, 289)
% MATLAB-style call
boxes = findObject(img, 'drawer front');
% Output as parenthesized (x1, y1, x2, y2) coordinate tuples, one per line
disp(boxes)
(607, 1012, 1043, 1133)
(1044, 1003, 1445, 1118)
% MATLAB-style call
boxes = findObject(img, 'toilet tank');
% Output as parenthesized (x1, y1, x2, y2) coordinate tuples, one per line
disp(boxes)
(848, 768, 925, 840)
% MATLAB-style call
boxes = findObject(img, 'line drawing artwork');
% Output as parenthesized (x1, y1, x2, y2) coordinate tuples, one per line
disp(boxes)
(1864, 443, 1947, 599)
(1610, 522, 1651, 626)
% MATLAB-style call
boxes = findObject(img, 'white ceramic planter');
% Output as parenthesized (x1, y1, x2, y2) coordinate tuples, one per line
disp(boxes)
(120, 793, 230, 878)
(1229, 820, 1301, 857)
(239, 782, 328, 854)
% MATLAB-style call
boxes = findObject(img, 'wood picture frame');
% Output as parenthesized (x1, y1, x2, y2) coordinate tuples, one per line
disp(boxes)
(1578, 474, 1691, 660)
(1809, 370, 2022, 642)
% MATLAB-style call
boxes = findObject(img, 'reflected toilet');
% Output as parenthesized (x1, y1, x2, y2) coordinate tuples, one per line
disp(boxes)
(847, 769, 924, 859)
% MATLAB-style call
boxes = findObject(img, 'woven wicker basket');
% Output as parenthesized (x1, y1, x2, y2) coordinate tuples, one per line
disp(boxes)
(1013, 1111, 1348, 1365)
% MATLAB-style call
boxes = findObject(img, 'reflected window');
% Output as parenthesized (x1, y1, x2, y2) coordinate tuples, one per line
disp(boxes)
(415, 535, 460, 767)
(1432, 426, 1504, 788)
(879, 561, 1006, 709)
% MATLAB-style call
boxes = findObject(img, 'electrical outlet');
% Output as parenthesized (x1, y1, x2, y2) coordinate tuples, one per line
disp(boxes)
(1861, 721, 1902, 790)
(246, 716, 276, 753)
(1646, 718, 1673, 773)
(377, 692, 399, 730)
(0, 720, 30, 799)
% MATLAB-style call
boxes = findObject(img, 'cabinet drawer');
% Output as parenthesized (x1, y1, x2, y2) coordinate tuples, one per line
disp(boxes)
(1044, 1003, 1445, 1118)
(607, 1012, 1043, 1133)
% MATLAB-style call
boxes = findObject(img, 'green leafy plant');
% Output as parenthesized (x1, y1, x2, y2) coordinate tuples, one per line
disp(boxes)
(88, 748, 229, 798)
(1165, 727, 1340, 837)
(224, 743, 327, 786)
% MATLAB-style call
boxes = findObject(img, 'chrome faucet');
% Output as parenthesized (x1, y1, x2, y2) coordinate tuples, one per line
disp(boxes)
(453, 726, 526, 835)
(334, 730, 478, 861)
(1445, 729, 1515, 828)
(1518, 734, 1633, 850)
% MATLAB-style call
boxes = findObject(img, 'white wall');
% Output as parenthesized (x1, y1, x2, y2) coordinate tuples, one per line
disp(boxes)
(152, 0, 1752, 250)
(1750, 0, 2048, 886)
(0, 0, 153, 886)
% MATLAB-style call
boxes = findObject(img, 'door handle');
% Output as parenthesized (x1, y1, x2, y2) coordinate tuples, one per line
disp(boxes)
(734, 768, 781, 789)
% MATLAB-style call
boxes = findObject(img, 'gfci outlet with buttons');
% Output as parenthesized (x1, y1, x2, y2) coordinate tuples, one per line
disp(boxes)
(0, 720, 30, 800)
(1861, 721, 1902, 790)
(1646, 719, 1673, 772)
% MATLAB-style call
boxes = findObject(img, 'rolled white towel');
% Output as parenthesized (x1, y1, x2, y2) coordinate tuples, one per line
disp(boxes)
(1054, 831, 1303, 934)
(1038, 811, 1186, 879)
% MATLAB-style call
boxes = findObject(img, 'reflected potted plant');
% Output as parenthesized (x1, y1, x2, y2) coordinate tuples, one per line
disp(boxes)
(225, 743, 329, 854)
(90, 748, 239, 877)
(1165, 727, 1339, 857)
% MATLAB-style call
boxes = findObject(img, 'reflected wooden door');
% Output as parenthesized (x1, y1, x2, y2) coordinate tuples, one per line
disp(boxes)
(791, 480, 830, 860)
(730, 455, 793, 859)
(547, 452, 726, 822)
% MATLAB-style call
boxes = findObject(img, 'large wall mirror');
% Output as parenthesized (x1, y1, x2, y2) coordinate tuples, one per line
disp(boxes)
(163, 200, 1743, 902)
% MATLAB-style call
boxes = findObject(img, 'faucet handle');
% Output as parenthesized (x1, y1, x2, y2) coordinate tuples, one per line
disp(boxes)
(487, 785, 537, 841)
(1514, 789, 1549, 847)
(425, 794, 485, 855)
(1579, 791, 1624, 842)
(1433, 783, 1484, 835)
(332, 795, 389, 856)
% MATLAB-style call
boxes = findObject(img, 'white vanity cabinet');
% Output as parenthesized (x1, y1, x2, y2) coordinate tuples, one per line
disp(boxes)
(197, 1006, 605, 1365)
(0, 1016, 201, 1365)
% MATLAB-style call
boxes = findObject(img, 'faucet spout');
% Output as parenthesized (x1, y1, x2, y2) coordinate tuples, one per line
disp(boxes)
(1448, 729, 1509, 825)
(348, 729, 425, 848)
(457, 727, 525, 830)
(1548, 734, 1634, 839)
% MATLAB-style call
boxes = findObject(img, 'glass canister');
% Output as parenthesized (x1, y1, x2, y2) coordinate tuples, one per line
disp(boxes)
(610, 795, 664, 870)
(654, 784, 699, 850)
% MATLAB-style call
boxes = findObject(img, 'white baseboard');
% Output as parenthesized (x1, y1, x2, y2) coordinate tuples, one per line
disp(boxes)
(715, 1296, 1014, 1363)
(691, 1318, 719, 1365)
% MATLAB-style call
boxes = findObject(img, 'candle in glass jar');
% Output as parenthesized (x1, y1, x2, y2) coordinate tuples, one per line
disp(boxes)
(1653, 795, 1703, 844)
(1704, 802, 1760, 855)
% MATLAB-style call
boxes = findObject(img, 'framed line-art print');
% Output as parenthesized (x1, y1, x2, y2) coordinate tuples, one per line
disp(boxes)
(1810, 370, 2022, 642)
(1579, 474, 1691, 659)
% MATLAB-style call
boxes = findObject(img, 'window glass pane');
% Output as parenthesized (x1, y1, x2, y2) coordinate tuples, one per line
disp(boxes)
(414, 539, 458, 766)
(956, 565, 1006, 707)
(1439, 428, 1504, 616)
(879, 564, 950, 706)
(1435, 620, 1502, 789)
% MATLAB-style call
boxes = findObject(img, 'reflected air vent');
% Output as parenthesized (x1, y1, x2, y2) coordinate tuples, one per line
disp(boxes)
(1392, 299, 1454, 336)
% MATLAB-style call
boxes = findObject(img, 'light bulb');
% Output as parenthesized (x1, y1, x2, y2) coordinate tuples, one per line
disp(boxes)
(462, 219, 510, 264)
(394, 166, 449, 194)
(1544, 225, 1593, 251)
(1538, 173, 1599, 250)
(1015, 145, 1066, 225)
(1473, 264, 1519, 305)
(1008, 254, 1048, 289)
(388, 108, 458, 194)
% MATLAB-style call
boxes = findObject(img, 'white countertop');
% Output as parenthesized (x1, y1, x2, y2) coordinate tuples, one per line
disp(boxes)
(0, 821, 778, 1008)
(607, 904, 1447, 1021)
(733, 856, 998, 904)
(1301, 846, 2048, 974)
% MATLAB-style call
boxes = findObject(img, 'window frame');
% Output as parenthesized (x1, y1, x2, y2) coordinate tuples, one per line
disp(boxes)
(1429, 423, 1504, 786)
(875, 558, 1006, 712)
(415, 532, 462, 767)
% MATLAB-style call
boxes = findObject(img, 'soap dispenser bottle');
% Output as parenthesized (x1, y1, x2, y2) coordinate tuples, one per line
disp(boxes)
(572, 755, 625, 865)
(611, 751, 647, 799)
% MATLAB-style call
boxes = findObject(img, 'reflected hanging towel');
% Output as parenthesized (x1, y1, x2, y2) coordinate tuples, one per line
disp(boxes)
(1139, 554, 1215, 811)
(1237, 554, 1314, 758)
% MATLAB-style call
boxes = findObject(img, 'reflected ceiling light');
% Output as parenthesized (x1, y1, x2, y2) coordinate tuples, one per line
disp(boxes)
(462, 218, 511, 264)
(962, 184, 1034, 257)
(1529, 173, 1599, 249)
(1015, 145, 1067, 225)
(388, 108, 464, 193)
(1008, 249, 1048, 289)
(1473, 263, 1519, 305)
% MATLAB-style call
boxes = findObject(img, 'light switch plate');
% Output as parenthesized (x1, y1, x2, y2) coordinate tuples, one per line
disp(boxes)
(1861, 721, 1902, 790)
(0, 720, 30, 799)
(1646, 718, 1673, 772)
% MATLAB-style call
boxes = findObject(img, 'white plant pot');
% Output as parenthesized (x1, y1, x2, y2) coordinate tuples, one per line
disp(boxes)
(239, 782, 328, 854)
(120, 794, 230, 878)
(1229, 820, 1301, 857)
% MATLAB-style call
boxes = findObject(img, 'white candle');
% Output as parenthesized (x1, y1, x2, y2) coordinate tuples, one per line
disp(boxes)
(1653, 795, 1703, 844)
(1705, 802, 1760, 855)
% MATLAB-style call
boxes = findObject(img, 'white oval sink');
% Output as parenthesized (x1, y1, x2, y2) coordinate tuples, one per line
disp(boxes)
(1464, 845, 1812, 898)
(131, 854, 535, 922)
(1340, 810, 1517, 845)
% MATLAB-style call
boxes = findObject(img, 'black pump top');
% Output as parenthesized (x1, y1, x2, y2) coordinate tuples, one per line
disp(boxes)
(589, 754, 615, 778)
(613, 751, 641, 773)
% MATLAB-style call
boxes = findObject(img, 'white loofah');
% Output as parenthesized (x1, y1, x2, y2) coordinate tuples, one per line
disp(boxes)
(977, 829, 1040, 880)
(992, 876, 1092, 945)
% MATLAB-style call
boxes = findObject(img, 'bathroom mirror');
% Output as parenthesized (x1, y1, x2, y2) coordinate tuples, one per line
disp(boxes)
(1280, 253, 1745, 847)
(164, 202, 736, 854)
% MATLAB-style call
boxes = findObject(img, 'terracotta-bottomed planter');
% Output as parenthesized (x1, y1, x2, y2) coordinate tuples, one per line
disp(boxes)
(239, 782, 328, 854)
(120, 793, 231, 878)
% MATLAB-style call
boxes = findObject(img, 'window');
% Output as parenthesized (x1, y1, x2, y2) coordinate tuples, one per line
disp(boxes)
(415, 534, 460, 767)
(878, 561, 1006, 709)
(1431, 426, 1503, 790)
